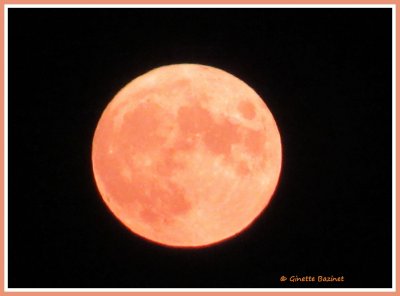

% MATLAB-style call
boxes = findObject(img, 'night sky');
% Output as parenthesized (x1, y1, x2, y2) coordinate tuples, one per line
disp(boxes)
(8, 8, 392, 288)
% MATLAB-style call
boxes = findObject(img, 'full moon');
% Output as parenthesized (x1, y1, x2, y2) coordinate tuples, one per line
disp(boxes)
(92, 64, 282, 247)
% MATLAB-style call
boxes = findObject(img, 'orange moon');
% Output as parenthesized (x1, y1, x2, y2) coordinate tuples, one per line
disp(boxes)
(92, 64, 282, 247)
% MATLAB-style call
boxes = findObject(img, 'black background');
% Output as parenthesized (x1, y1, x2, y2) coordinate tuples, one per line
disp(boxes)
(8, 8, 392, 288)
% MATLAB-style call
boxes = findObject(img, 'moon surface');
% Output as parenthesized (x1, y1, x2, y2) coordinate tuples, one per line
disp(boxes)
(92, 64, 282, 247)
